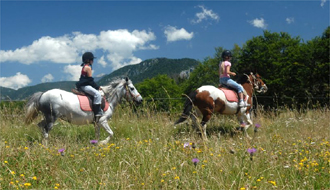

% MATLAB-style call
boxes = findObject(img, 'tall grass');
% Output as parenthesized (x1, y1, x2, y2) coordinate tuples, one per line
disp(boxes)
(0, 104, 329, 189)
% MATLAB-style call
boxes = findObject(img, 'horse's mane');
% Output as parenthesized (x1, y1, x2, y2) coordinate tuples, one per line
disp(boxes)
(236, 72, 251, 84)
(103, 78, 124, 97)
(102, 78, 131, 101)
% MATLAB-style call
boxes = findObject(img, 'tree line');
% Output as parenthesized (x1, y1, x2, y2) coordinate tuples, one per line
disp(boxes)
(136, 27, 330, 110)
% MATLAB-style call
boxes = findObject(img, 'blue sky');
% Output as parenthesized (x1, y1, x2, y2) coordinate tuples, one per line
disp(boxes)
(1, 0, 329, 89)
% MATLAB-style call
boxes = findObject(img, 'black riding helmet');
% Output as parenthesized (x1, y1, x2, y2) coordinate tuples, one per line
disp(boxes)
(82, 52, 96, 65)
(221, 50, 232, 59)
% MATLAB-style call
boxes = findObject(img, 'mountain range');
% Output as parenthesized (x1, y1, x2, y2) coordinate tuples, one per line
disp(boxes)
(1, 58, 199, 100)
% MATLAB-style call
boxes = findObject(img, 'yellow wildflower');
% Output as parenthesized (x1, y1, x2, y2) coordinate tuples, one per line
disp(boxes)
(24, 183, 31, 187)
(268, 180, 276, 186)
(32, 176, 37, 180)
(174, 176, 180, 180)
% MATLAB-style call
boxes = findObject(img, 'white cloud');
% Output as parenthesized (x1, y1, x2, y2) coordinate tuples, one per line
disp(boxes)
(63, 65, 82, 81)
(0, 36, 77, 64)
(41, 74, 54, 83)
(96, 73, 105, 78)
(164, 26, 194, 42)
(98, 56, 108, 67)
(321, 0, 326, 7)
(191, 5, 219, 24)
(0, 29, 158, 71)
(107, 54, 142, 70)
(249, 18, 267, 29)
(286, 17, 295, 24)
(0, 72, 32, 90)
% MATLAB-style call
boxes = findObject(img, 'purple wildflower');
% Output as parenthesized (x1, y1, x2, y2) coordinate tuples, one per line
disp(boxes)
(58, 148, 65, 153)
(58, 148, 65, 156)
(192, 158, 200, 166)
(247, 148, 256, 160)
(247, 148, 256, 154)
(254, 123, 261, 132)
(184, 142, 190, 149)
(90, 140, 98, 144)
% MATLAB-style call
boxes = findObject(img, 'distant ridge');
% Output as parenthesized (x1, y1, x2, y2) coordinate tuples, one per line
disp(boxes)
(98, 57, 199, 85)
(1, 57, 199, 100)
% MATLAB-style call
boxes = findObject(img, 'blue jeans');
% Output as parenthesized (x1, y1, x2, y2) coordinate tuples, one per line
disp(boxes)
(220, 77, 244, 93)
(80, 85, 102, 104)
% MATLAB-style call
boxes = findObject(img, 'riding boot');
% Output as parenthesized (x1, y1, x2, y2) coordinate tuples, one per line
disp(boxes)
(93, 104, 103, 121)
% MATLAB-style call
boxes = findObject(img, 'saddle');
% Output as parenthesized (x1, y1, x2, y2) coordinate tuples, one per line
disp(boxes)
(218, 84, 247, 102)
(72, 88, 109, 112)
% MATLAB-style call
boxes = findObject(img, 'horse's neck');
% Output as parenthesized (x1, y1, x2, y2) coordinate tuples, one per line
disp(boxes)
(242, 83, 253, 97)
(107, 88, 124, 108)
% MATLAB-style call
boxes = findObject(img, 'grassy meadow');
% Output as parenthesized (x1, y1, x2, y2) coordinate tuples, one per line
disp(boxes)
(0, 103, 329, 189)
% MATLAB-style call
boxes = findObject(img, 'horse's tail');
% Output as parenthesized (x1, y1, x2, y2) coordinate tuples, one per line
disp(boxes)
(174, 90, 197, 125)
(25, 92, 43, 124)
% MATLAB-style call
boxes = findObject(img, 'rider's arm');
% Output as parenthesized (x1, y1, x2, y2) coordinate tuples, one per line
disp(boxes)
(84, 66, 93, 77)
(226, 65, 236, 76)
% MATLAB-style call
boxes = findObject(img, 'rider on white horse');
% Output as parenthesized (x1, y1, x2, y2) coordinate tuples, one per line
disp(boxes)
(76, 52, 103, 120)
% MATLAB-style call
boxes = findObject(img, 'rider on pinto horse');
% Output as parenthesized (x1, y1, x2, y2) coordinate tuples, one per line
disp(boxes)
(219, 50, 246, 108)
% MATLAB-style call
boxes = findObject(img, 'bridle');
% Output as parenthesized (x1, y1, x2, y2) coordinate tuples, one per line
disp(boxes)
(244, 73, 262, 92)
(249, 72, 267, 93)
(124, 82, 141, 102)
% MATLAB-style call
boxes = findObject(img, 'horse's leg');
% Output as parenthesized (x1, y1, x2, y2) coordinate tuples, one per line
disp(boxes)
(37, 120, 48, 138)
(98, 120, 113, 145)
(200, 109, 212, 139)
(246, 112, 253, 126)
(42, 113, 58, 139)
(190, 112, 199, 130)
(237, 112, 252, 139)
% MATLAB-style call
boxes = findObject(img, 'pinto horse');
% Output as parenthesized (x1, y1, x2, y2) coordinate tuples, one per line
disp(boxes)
(25, 77, 143, 145)
(174, 72, 267, 138)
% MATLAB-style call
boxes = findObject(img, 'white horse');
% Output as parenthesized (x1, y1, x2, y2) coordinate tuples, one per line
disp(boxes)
(25, 77, 142, 145)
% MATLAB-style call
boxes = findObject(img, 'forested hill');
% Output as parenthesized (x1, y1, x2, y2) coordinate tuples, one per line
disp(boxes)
(0, 58, 199, 100)
(1, 81, 77, 101)
(98, 58, 199, 85)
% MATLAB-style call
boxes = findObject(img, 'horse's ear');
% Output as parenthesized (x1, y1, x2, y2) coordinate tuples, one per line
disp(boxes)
(125, 77, 129, 82)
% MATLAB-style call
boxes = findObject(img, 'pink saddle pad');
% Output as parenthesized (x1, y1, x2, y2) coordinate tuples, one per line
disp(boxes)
(77, 95, 109, 112)
(219, 88, 239, 102)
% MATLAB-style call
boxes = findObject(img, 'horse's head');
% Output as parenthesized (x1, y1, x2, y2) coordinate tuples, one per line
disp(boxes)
(123, 77, 143, 104)
(250, 73, 268, 93)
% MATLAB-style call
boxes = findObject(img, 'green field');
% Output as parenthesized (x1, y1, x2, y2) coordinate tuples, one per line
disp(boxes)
(0, 104, 329, 189)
